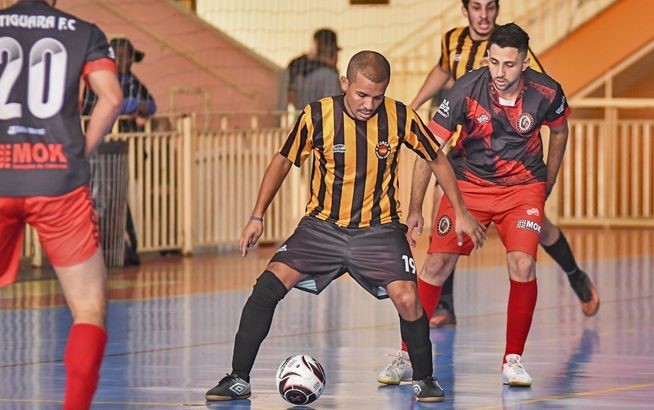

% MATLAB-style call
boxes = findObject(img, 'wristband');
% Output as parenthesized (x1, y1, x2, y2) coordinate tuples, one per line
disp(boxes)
(250, 215, 264, 223)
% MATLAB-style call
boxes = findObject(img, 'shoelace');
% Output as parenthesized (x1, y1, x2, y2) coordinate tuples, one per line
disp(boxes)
(508, 360, 527, 375)
(392, 354, 410, 367)
(219, 373, 237, 385)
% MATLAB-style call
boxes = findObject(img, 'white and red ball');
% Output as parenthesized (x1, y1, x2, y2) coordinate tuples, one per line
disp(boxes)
(276, 354, 326, 405)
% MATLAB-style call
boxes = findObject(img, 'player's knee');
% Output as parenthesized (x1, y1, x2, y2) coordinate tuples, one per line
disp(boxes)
(509, 255, 536, 280)
(69, 301, 106, 327)
(397, 290, 419, 311)
(250, 270, 288, 308)
(393, 292, 421, 318)
(420, 255, 451, 284)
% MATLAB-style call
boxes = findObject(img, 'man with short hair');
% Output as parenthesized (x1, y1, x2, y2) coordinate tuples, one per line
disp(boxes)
(411, 0, 598, 330)
(0, 0, 122, 408)
(205, 50, 487, 403)
(286, 28, 342, 109)
(385, 23, 571, 387)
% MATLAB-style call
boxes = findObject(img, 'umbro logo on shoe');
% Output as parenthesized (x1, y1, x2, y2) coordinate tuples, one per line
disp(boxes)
(229, 383, 248, 394)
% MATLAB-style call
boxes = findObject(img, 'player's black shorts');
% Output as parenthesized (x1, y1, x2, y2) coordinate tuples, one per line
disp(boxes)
(270, 216, 418, 299)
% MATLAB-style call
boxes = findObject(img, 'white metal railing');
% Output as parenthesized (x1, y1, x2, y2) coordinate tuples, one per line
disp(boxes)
(552, 99, 654, 227)
(192, 128, 310, 250)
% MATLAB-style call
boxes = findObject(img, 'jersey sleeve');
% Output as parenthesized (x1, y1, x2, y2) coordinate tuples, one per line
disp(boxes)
(279, 108, 314, 167)
(82, 24, 116, 79)
(427, 80, 467, 142)
(543, 83, 570, 128)
(403, 109, 441, 161)
(437, 32, 451, 72)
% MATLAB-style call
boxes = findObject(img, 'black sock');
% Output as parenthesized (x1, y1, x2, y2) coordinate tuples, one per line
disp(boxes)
(438, 271, 455, 313)
(542, 231, 581, 275)
(231, 270, 288, 382)
(400, 312, 433, 381)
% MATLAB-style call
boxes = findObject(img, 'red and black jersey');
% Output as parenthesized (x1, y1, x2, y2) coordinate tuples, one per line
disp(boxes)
(281, 95, 441, 228)
(429, 67, 570, 186)
(0, 0, 115, 197)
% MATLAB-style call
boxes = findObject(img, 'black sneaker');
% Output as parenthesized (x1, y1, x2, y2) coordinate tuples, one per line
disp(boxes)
(206, 374, 251, 401)
(412, 376, 445, 402)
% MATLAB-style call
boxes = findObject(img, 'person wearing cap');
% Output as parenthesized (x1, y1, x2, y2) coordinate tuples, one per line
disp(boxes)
(81, 37, 156, 266)
(82, 37, 157, 133)
(286, 28, 342, 109)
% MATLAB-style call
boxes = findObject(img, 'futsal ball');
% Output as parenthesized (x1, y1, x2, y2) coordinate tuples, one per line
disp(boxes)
(276, 354, 326, 405)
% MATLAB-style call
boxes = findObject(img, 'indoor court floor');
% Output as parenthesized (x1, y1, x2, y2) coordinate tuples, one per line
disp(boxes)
(0, 227, 652, 409)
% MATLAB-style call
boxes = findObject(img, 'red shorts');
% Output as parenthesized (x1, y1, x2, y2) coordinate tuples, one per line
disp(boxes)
(0, 185, 100, 287)
(429, 181, 545, 258)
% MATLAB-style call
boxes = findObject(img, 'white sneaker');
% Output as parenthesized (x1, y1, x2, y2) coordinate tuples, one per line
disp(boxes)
(502, 354, 533, 387)
(377, 350, 413, 385)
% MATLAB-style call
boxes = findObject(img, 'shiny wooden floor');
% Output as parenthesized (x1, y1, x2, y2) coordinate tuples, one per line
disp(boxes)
(0, 228, 653, 409)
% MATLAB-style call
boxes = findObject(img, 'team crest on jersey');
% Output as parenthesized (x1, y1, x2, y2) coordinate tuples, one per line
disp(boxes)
(476, 114, 490, 124)
(375, 141, 391, 159)
(437, 215, 452, 236)
(516, 113, 534, 134)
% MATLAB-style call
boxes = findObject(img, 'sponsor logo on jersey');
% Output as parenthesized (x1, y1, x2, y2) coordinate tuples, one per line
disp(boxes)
(516, 219, 541, 233)
(0, 142, 67, 170)
(526, 208, 540, 216)
(276, 244, 288, 253)
(375, 141, 391, 159)
(437, 99, 450, 118)
(555, 96, 566, 115)
(333, 144, 346, 154)
(516, 113, 534, 134)
(477, 114, 490, 124)
(437, 215, 452, 236)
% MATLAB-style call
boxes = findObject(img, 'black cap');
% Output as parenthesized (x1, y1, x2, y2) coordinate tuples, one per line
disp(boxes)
(314, 28, 341, 52)
(110, 38, 145, 62)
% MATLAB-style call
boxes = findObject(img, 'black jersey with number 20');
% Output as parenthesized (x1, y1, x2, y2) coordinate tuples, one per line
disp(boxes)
(0, 0, 115, 197)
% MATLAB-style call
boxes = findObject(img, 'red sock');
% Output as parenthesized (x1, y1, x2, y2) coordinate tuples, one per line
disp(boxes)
(401, 278, 442, 352)
(64, 323, 107, 410)
(504, 279, 537, 363)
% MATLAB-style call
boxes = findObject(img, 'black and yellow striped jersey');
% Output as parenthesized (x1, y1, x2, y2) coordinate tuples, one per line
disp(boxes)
(280, 95, 441, 228)
(439, 26, 544, 80)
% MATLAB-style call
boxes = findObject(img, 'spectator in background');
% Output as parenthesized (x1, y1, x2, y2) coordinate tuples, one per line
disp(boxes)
(82, 37, 156, 265)
(286, 28, 342, 109)
(83, 37, 157, 132)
